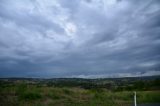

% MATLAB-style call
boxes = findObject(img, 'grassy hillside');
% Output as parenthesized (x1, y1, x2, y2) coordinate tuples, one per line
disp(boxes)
(0, 76, 160, 106)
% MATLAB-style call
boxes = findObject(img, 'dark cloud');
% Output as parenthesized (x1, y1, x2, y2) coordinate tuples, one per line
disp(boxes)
(0, 0, 160, 78)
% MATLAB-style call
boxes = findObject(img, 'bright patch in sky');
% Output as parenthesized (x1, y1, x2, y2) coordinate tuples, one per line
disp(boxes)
(65, 22, 77, 37)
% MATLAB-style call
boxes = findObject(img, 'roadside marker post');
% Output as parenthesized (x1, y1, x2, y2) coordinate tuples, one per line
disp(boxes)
(134, 91, 137, 106)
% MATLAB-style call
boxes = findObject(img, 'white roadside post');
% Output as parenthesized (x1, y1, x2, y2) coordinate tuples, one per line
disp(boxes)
(134, 91, 137, 106)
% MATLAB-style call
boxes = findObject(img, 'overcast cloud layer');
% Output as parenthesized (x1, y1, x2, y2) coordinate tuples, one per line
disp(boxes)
(0, 0, 160, 78)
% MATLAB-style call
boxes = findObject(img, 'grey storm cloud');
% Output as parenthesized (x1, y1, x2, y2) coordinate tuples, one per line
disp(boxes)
(0, 0, 160, 78)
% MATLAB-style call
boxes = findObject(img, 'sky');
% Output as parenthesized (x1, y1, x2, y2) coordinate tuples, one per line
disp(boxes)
(0, 0, 160, 78)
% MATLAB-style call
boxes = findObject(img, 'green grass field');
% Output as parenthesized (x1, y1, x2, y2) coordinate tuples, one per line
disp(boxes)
(0, 83, 159, 106)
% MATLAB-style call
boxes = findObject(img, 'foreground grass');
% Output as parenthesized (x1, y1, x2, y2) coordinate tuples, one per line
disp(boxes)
(0, 84, 159, 106)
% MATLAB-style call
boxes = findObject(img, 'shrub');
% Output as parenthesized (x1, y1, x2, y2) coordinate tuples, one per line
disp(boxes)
(19, 91, 42, 100)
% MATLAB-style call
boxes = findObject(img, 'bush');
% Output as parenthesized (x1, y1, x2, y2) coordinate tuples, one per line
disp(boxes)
(19, 91, 42, 100)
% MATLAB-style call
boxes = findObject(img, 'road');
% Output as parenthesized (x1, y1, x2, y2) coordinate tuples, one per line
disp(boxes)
(137, 103, 160, 106)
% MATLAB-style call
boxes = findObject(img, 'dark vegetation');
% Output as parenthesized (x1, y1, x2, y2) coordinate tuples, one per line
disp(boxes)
(0, 76, 159, 106)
